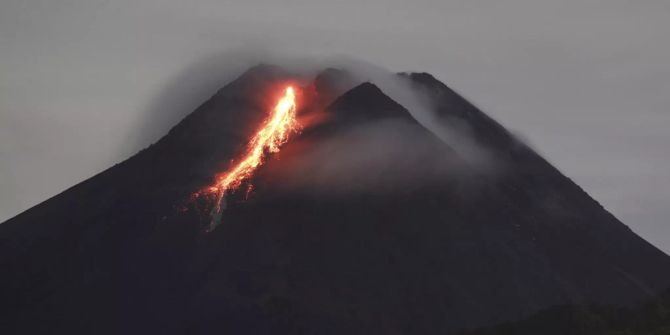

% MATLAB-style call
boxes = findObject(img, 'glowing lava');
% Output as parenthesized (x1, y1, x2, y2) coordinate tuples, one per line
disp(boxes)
(202, 86, 299, 230)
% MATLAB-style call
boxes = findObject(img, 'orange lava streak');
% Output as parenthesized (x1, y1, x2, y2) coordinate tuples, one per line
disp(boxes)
(205, 86, 299, 229)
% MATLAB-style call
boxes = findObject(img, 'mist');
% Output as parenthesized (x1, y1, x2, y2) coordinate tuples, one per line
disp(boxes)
(260, 118, 468, 195)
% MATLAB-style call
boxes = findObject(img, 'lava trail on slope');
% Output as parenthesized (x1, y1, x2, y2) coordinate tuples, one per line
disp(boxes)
(194, 85, 300, 230)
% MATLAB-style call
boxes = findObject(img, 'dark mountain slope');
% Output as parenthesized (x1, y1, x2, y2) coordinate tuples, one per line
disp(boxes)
(1, 65, 669, 334)
(405, 72, 670, 304)
(0, 65, 297, 334)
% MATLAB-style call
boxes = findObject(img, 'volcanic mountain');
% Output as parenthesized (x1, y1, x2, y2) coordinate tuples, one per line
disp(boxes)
(2, 65, 669, 334)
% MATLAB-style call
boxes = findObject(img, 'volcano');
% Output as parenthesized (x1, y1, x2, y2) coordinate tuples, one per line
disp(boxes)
(2, 65, 669, 334)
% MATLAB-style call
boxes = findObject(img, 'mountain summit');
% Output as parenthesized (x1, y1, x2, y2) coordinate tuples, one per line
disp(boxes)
(2, 65, 669, 334)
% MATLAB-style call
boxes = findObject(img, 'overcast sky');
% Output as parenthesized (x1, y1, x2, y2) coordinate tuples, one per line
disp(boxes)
(1, 0, 669, 253)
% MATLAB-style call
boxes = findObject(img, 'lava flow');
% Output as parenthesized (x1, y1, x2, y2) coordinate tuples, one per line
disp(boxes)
(201, 85, 299, 230)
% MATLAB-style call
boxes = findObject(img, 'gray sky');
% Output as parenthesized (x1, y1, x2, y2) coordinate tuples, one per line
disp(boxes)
(1, 0, 669, 253)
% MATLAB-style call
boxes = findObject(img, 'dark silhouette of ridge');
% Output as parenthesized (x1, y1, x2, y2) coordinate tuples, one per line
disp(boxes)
(326, 82, 417, 122)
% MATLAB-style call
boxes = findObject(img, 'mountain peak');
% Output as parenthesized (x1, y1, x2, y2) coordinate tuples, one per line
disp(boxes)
(326, 82, 417, 122)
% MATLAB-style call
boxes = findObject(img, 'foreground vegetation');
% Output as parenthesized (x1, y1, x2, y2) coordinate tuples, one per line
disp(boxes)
(464, 289, 670, 335)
